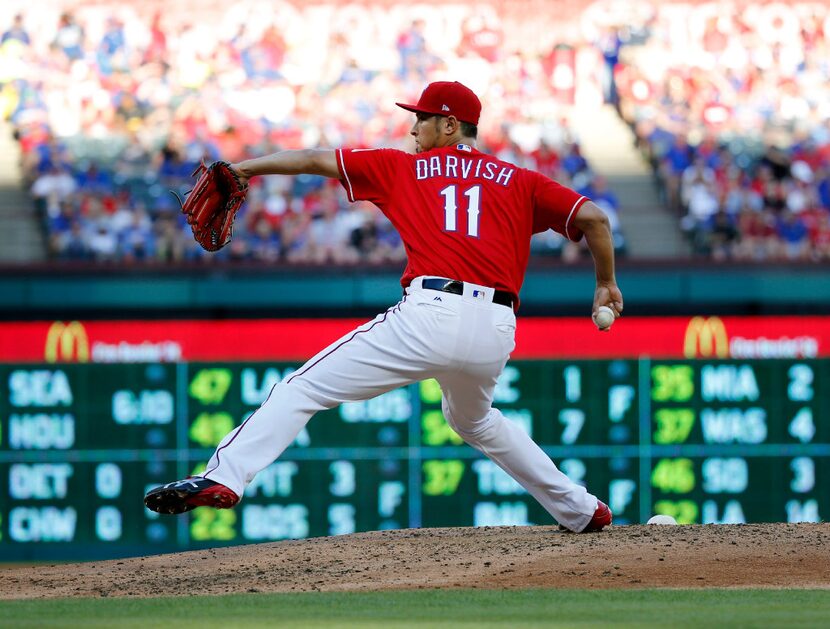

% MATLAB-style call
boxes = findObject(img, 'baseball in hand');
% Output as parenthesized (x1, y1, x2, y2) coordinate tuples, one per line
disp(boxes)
(593, 305, 615, 330)
(647, 515, 678, 525)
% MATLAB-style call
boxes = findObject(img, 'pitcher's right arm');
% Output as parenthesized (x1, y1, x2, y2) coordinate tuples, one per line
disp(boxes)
(573, 201, 624, 320)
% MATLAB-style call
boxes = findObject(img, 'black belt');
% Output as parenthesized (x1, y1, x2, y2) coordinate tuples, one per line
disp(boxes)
(421, 278, 513, 308)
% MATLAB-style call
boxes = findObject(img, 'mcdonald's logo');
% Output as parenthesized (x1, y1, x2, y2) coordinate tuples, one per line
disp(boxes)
(45, 321, 90, 363)
(683, 316, 729, 358)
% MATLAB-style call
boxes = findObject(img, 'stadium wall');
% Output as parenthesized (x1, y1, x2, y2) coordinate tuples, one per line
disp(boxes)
(2, 262, 829, 319)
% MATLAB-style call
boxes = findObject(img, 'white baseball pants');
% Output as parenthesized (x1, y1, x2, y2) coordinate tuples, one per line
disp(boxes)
(202, 276, 598, 532)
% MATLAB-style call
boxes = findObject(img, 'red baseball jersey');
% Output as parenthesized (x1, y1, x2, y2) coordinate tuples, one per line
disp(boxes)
(336, 143, 589, 304)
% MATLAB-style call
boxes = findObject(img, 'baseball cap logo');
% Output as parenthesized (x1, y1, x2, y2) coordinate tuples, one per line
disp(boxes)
(442, 104, 450, 111)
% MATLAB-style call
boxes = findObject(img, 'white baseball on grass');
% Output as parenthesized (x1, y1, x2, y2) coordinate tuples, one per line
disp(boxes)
(647, 515, 678, 525)
(593, 305, 615, 330)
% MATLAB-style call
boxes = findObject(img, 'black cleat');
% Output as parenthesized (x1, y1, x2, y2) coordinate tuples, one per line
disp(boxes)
(144, 477, 239, 515)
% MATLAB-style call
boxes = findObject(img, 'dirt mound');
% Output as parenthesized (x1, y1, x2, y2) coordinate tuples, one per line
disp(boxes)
(2, 523, 829, 599)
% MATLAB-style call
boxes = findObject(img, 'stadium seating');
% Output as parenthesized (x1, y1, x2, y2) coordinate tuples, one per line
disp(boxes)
(0, 2, 621, 265)
(612, 1, 830, 261)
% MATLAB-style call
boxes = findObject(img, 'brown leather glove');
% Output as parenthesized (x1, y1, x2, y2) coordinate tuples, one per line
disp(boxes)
(175, 160, 248, 251)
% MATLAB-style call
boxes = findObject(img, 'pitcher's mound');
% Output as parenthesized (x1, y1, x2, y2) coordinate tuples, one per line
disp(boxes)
(2, 523, 829, 599)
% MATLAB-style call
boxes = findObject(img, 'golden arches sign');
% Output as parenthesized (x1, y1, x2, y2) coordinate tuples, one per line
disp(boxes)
(45, 321, 89, 363)
(683, 316, 729, 359)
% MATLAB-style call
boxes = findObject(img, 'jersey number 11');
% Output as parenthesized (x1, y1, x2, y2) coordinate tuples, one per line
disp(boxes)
(440, 184, 481, 238)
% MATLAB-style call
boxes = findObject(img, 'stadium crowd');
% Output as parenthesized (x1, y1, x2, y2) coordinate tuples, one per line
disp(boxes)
(613, 3, 830, 261)
(10, 1, 830, 265)
(0, 4, 617, 266)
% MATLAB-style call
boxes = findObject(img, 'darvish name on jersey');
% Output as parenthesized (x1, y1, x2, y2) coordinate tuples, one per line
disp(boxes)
(415, 154, 516, 187)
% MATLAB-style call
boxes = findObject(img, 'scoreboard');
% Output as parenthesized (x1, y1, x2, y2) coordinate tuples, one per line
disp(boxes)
(1, 359, 827, 560)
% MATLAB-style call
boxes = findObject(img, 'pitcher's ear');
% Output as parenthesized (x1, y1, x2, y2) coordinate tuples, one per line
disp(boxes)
(443, 115, 459, 135)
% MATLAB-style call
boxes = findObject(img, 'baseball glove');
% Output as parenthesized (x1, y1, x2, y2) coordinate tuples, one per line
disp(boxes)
(174, 160, 248, 252)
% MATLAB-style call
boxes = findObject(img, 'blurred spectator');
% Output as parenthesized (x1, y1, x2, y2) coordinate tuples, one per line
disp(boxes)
(350, 216, 378, 261)
(241, 25, 286, 81)
(776, 211, 810, 261)
(396, 20, 431, 80)
(31, 165, 78, 217)
(282, 212, 313, 264)
(87, 223, 119, 261)
(561, 143, 589, 179)
(143, 12, 167, 63)
(660, 136, 693, 213)
(119, 208, 155, 261)
(707, 209, 739, 262)
(723, 174, 763, 216)
(97, 17, 127, 76)
(595, 27, 622, 105)
(308, 201, 361, 265)
(57, 220, 91, 260)
(810, 211, 830, 260)
(816, 166, 830, 209)
(530, 141, 560, 179)
(154, 215, 186, 262)
(75, 163, 114, 195)
(248, 216, 281, 262)
(1, 14, 29, 46)
(733, 211, 777, 261)
(680, 159, 720, 250)
(458, 15, 502, 63)
(53, 12, 85, 61)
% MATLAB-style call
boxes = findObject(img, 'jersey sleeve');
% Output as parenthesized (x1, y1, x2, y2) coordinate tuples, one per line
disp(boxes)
(336, 148, 404, 206)
(529, 171, 589, 241)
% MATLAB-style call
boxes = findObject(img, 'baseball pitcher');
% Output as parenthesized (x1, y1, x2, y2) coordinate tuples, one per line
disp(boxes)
(145, 81, 622, 533)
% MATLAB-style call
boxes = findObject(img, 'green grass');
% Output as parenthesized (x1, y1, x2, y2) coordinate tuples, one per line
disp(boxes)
(2, 589, 829, 628)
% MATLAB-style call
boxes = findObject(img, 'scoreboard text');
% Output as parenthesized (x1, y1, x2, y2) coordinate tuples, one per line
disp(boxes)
(1, 359, 827, 560)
